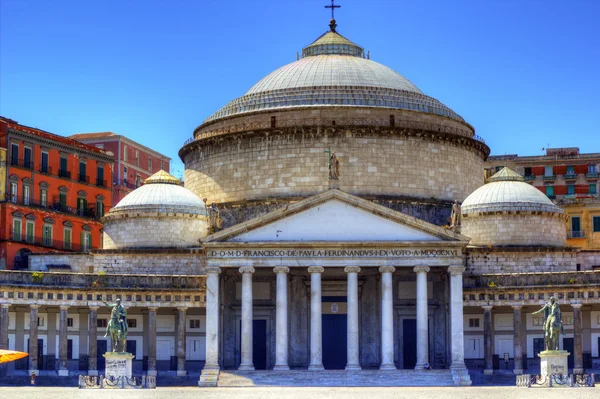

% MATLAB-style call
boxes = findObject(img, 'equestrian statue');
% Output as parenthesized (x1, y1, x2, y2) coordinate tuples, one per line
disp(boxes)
(532, 297, 564, 351)
(102, 298, 128, 352)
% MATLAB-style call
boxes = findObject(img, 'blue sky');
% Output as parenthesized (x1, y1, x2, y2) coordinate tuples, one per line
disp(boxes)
(1, 0, 599, 177)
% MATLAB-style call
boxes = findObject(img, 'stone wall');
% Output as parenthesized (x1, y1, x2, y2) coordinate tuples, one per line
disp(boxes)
(103, 215, 207, 249)
(462, 213, 567, 247)
(183, 127, 485, 205)
(92, 252, 205, 275)
(29, 253, 93, 272)
(577, 250, 600, 270)
(465, 248, 578, 275)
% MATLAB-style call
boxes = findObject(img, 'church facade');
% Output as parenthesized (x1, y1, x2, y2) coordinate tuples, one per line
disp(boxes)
(1, 15, 599, 387)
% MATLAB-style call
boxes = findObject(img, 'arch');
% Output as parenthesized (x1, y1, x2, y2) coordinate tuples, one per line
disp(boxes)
(39, 181, 50, 189)
(96, 194, 105, 201)
(14, 248, 33, 270)
(59, 186, 69, 193)
(78, 190, 88, 198)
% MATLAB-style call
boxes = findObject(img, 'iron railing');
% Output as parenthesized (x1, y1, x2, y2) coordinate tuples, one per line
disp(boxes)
(5, 195, 108, 220)
(567, 231, 585, 238)
(78, 175, 90, 183)
(58, 169, 71, 179)
(96, 178, 107, 187)
(114, 179, 140, 190)
(8, 157, 34, 169)
(7, 230, 94, 252)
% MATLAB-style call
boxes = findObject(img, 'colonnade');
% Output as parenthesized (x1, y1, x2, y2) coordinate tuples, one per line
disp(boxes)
(204, 265, 467, 371)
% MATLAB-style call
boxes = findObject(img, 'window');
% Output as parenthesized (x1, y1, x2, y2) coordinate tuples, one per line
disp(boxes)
(590, 165, 597, 173)
(96, 201, 105, 218)
(10, 182, 17, 203)
(64, 228, 72, 250)
(124, 145, 128, 162)
(67, 318, 74, 327)
(37, 316, 45, 327)
(97, 165, 104, 186)
(545, 186, 555, 197)
(59, 192, 67, 209)
(135, 150, 139, 166)
(67, 339, 73, 360)
(41, 189, 48, 208)
(567, 185, 575, 195)
(97, 319, 108, 328)
(123, 166, 128, 183)
(26, 221, 34, 244)
(41, 152, 49, 173)
(544, 166, 553, 176)
(189, 319, 201, 329)
(591, 184, 598, 195)
(533, 317, 544, 326)
(566, 165, 575, 175)
(524, 167, 532, 176)
(77, 197, 88, 216)
(79, 161, 87, 182)
(571, 216, 581, 236)
(59, 156, 68, 178)
(160, 160, 164, 170)
(81, 232, 91, 252)
(13, 219, 22, 241)
(43, 224, 53, 246)
(468, 318, 480, 328)
(24, 147, 32, 169)
(593, 216, 600, 233)
(10, 143, 19, 165)
(148, 158, 152, 172)
(127, 319, 137, 328)
(135, 174, 141, 188)
(23, 184, 30, 205)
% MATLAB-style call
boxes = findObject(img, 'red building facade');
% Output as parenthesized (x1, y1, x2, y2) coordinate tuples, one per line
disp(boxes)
(68, 132, 171, 206)
(0, 117, 114, 269)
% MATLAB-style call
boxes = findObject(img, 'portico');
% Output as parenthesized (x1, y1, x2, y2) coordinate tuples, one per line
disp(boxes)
(198, 190, 470, 384)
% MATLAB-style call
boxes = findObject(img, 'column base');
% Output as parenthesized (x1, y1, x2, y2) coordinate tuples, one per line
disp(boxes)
(147, 369, 157, 377)
(483, 369, 494, 375)
(414, 362, 426, 370)
(573, 368, 584, 375)
(28, 369, 39, 376)
(308, 364, 324, 371)
(379, 363, 396, 371)
(58, 369, 69, 376)
(87, 370, 98, 376)
(345, 365, 361, 371)
(273, 365, 290, 371)
(177, 370, 187, 377)
(513, 368, 523, 375)
(238, 364, 255, 371)
(450, 362, 467, 370)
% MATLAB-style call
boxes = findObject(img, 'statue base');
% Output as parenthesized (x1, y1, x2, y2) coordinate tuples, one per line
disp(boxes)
(539, 350, 570, 375)
(103, 352, 135, 379)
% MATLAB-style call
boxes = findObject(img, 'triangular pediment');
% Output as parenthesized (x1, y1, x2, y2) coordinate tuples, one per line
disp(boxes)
(203, 190, 468, 243)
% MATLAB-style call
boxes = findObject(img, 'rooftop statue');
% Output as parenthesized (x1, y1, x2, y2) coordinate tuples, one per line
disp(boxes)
(103, 298, 128, 352)
(532, 297, 564, 351)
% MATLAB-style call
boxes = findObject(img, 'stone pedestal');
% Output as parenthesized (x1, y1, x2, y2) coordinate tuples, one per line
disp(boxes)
(539, 350, 569, 375)
(103, 352, 135, 379)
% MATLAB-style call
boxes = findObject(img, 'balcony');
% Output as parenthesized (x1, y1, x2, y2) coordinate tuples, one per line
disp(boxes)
(567, 231, 585, 239)
(58, 169, 71, 179)
(96, 178, 107, 187)
(5, 195, 107, 220)
(114, 179, 140, 190)
(8, 230, 94, 252)
(78, 175, 90, 183)
(8, 157, 34, 170)
(586, 172, 599, 181)
(39, 164, 52, 175)
(524, 175, 535, 182)
(543, 175, 556, 182)
(563, 174, 577, 182)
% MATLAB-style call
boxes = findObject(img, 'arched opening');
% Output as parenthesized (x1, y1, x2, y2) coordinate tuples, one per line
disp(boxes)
(14, 248, 33, 270)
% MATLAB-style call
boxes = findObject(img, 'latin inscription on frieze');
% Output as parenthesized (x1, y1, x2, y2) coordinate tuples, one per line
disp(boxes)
(208, 248, 460, 258)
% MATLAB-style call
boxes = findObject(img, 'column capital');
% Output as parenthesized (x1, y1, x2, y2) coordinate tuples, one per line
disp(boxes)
(0, 303, 10, 309)
(239, 266, 255, 274)
(205, 266, 222, 275)
(448, 266, 465, 276)
(571, 302, 583, 309)
(30, 304, 40, 310)
(88, 306, 99, 311)
(413, 266, 430, 274)
(378, 266, 396, 274)
(148, 306, 159, 312)
(273, 266, 290, 274)
(59, 305, 69, 311)
(344, 266, 361, 274)
(511, 305, 523, 310)
(177, 306, 188, 312)
(482, 305, 494, 311)
(308, 266, 324, 274)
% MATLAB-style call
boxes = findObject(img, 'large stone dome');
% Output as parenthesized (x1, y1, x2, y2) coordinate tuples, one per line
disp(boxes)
(204, 29, 463, 123)
(102, 170, 209, 249)
(461, 167, 566, 247)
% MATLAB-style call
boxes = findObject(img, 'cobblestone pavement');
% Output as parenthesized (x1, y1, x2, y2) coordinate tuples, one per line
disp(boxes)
(0, 387, 599, 399)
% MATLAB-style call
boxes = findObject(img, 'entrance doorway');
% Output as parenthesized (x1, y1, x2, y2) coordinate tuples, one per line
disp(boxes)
(563, 337, 574, 369)
(97, 340, 107, 370)
(253, 320, 267, 370)
(322, 314, 347, 369)
(26, 338, 43, 370)
(403, 319, 417, 369)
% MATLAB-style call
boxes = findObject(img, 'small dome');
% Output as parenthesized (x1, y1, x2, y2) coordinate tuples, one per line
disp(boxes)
(462, 167, 560, 215)
(112, 170, 207, 216)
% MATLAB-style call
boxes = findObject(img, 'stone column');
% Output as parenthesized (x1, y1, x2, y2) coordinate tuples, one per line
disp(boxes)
(88, 306, 99, 376)
(448, 266, 466, 370)
(483, 305, 493, 375)
(308, 266, 324, 370)
(273, 266, 290, 371)
(414, 266, 430, 369)
(177, 307, 187, 376)
(28, 304, 40, 375)
(0, 304, 9, 377)
(379, 266, 396, 370)
(203, 266, 221, 372)
(239, 266, 255, 371)
(147, 307, 158, 376)
(345, 266, 361, 371)
(512, 305, 523, 375)
(572, 303, 583, 374)
(58, 305, 69, 376)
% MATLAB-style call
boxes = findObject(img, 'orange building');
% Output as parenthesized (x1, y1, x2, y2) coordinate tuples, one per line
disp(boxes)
(0, 117, 114, 269)
(68, 132, 171, 206)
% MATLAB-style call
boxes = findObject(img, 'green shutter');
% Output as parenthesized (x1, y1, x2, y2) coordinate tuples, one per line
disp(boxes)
(26, 222, 34, 243)
(13, 219, 22, 241)
(80, 231, 85, 251)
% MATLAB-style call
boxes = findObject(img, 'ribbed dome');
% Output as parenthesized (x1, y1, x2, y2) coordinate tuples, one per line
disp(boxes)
(203, 24, 463, 123)
(462, 167, 561, 214)
(111, 170, 207, 216)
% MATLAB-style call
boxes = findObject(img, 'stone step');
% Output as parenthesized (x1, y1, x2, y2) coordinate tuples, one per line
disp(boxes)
(217, 370, 456, 387)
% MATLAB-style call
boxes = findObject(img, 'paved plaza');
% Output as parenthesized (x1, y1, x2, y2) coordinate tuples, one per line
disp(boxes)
(0, 387, 599, 399)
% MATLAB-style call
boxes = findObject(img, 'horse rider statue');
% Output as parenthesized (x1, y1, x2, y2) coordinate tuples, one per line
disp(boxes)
(532, 296, 564, 351)
(102, 298, 128, 352)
